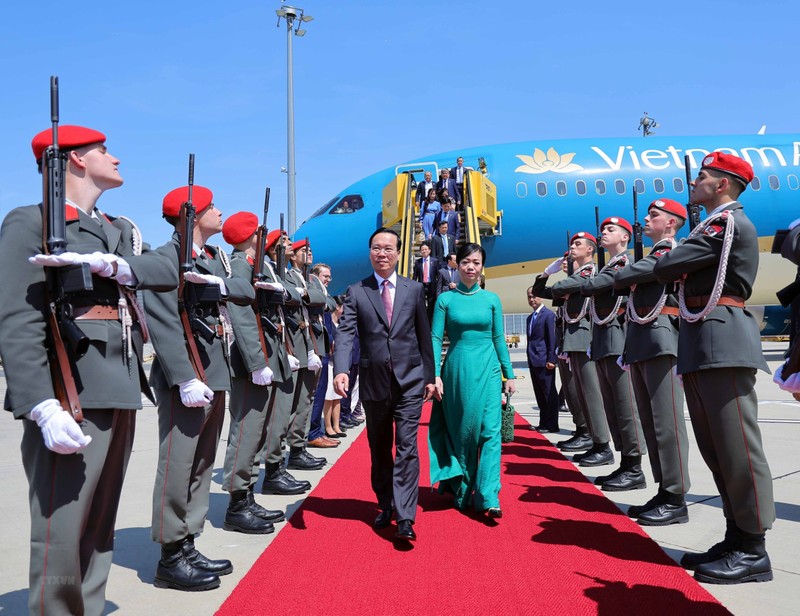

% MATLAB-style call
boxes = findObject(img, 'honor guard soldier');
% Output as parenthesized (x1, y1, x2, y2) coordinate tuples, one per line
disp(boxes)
(0, 125, 176, 615)
(144, 186, 255, 591)
(219, 212, 287, 533)
(532, 233, 611, 461)
(581, 217, 647, 491)
(614, 199, 691, 524)
(654, 152, 775, 584)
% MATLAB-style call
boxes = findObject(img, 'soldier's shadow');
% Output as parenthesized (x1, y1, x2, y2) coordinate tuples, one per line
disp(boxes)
(112, 526, 160, 584)
(0, 589, 121, 615)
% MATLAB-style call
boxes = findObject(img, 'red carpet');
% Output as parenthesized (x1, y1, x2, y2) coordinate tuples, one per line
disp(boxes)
(217, 410, 730, 616)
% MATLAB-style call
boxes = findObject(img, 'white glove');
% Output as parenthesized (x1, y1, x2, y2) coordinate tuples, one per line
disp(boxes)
(288, 354, 301, 371)
(254, 280, 286, 292)
(178, 378, 214, 407)
(774, 362, 800, 393)
(183, 271, 228, 295)
(27, 399, 92, 454)
(30, 251, 120, 278)
(557, 352, 569, 362)
(251, 366, 274, 386)
(543, 257, 564, 276)
(307, 351, 323, 372)
(615, 355, 630, 372)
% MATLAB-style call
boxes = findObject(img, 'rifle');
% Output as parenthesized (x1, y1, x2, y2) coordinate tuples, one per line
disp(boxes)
(276, 213, 287, 283)
(632, 188, 644, 262)
(685, 155, 702, 231)
(41, 76, 92, 422)
(595, 206, 606, 268)
(251, 187, 271, 361)
(566, 230, 574, 275)
(302, 236, 310, 283)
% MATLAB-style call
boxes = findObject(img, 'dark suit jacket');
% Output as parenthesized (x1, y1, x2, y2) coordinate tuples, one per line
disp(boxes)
(436, 178, 460, 204)
(429, 232, 456, 263)
(412, 257, 440, 288)
(333, 274, 434, 401)
(433, 209, 460, 242)
(436, 266, 460, 295)
(450, 165, 468, 186)
(526, 306, 557, 368)
(415, 180, 437, 206)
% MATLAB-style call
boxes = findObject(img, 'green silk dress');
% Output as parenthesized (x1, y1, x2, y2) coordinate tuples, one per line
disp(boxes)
(428, 282, 515, 511)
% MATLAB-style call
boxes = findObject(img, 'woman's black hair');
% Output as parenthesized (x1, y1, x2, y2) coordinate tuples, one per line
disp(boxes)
(456, 242, 486, 265)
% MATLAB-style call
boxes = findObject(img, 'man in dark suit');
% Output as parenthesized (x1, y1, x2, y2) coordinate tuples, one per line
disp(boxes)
(412, 241, 439, 321)
(437, 253, 460, 295)
(430, 220, 455, 263)
(333, 228, 435, 542)
(526, 288, 560, 433)
(415, 170, 436, 208)
(436, 167, 461, 207)
(434, 199, 460, 243)
(451, 156, 467, 208)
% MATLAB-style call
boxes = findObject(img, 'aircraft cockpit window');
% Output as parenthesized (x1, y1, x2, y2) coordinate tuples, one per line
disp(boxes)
(634, 179, 645, 194)
(614, 179, 626, 195)
(556, 181, 567, 196)
(576, 180, 587, 196)
(653, 178, 665, 193)
(673, 178, 684, 193)
(309, 197, 338, 219)
(536, 182, 547, 197)
(768, 175, 780, 190)
(788, 174, 799, 190)
(751, 176, 761, 191)
(328, 194, 364, 215)
(595, 180, 606, 195)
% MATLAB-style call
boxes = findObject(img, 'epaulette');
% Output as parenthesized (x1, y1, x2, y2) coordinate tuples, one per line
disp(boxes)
(652, 246, 672, 258)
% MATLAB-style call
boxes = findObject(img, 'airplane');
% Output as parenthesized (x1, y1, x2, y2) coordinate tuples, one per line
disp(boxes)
(296, 134, 800, 335)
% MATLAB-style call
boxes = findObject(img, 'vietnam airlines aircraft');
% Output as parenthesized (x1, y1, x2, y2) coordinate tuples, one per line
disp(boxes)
(296, 134, 800, 334)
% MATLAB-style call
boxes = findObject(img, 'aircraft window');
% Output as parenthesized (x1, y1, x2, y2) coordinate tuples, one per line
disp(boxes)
(556, 181, 567, 196)
(614, 179, 626, 195)
(768, 175, 780, 190)
(576, 180, 587, 196)
(788, 174, 799, 190)
(328, 194, 364, 215)
(751, 176, 761, 191)
(653, 178, 665, 193)
(309, 196, 338, 219)
(515, 182, 528, 198)
(673, 178, 684, 193)
(536, 182, 547, 197)
(634, 179, 645, 194)
(595, 180, 606, 195)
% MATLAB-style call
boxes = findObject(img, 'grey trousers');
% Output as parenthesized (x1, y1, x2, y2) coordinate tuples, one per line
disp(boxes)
(256, 377, 295, 470)
(22, 408, 135, 616)
(151, 388, 226, 544)
(569, 351, 610, 445)
(595, 355, 644, 457)
(557, 357, 586, 430)
(286, 367, 319, 449)
(223, 377, 272, 493)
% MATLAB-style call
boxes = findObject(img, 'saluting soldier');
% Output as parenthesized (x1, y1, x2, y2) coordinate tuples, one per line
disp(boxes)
(0, 126, 176, 615)
(532, 232, 611, 462)
(144, 186, 255, 592)
(654, 152, 775, 584)
(219, 212, 287, 534)
(614, 199, 691, 524)
(581, 217, 646, 491)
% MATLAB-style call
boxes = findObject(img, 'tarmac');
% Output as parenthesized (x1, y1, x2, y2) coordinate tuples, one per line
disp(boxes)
(0, 341, 798, 615)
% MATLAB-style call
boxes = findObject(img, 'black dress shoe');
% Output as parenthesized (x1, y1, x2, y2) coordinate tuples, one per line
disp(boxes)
(578, 444, 614, 467)
(600, 455, 645, 491)
(487, 507, 503, 518)
(246, 489, 286, 523)
(154, 547, 220, 591)
(681, 538, 737, 570)
(224, 494, 275, 534)
(694, 544, 772, 584)
(261, 464, 309, 495)
(181, 537, 233, 576)
(535, 426, 559, 434)
(558, 434, 593, 452)
(374, 508, 394, 529)
(287, 450, 326, 471)
(638, 501, 689, 526)
(325, 431, 341, 439)
(395, 519, 416, 541)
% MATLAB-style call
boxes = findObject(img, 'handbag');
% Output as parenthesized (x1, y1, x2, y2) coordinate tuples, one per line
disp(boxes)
(501, 392, 516, 444)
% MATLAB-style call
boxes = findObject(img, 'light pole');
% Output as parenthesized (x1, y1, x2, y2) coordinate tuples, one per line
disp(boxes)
(276, 4, 313, 235)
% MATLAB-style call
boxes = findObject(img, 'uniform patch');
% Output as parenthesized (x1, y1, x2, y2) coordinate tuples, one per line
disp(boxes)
(653, 247, 671, 257)
(704, 224, 724, 237)
(580, 269, 592, 278)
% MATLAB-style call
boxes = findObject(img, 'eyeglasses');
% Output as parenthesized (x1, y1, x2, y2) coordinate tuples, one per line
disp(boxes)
(370, 246, 397, 255)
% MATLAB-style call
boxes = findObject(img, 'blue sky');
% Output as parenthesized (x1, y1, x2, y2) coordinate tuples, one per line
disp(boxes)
(1, 0, 797, 246)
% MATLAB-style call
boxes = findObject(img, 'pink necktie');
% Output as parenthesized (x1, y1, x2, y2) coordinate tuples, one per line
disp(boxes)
(423, 259, 429, 283)
(381, 279, 393, 325)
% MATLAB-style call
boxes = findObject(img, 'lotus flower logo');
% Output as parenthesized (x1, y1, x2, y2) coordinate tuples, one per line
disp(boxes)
(515, 148, 583, 174)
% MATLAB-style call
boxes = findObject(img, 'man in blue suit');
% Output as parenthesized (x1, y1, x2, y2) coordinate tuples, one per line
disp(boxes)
(434, 199, 460, 243)
(526, 288, 560, 433)
(436, 168, 461, 208)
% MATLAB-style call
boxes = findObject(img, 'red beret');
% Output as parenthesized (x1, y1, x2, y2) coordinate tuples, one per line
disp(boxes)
(292, 239, 309, 251)
(265, 229, 285, 251)
(600, 216, 633, 236)
(701, 152, 754, 185)
(162, 185, 213, 218)
(222, 212, 258, 245)
(570, 231, 597, 246)
(650, 198, 687, 220)
(31, 125, 106, 162)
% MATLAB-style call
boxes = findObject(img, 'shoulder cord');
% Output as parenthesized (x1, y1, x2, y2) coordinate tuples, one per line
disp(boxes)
(563, 263, 595, 325)
(626, 238, 677, 325)
(211, 246, 235, 351)
(112, 215, 148, 368)
(678, 210, 736, 322)
(590, 253, 626, 326)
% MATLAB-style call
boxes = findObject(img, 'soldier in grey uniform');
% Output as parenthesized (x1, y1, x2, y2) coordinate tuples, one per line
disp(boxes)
(219, 212, 287, 534)
(654, 152, 775, 584)
(144, 185, 255, 591)
(0, 125, 176, 615)
(614, 199, 691, 524)
(532, 232, 612, 464)
(581, 217, 646, 491)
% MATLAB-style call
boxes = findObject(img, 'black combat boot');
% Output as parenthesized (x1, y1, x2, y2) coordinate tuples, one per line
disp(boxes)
(681, 519, 740, 570)
(628, 487, 669, 517)
(594, 463, 625, 486)
(154, 540, 220, 591)
(287, 447, 326, 470)
(182, 535, 233, 575)
(577, 443, 614, 467)
(261, 462, 309, 495)
(247, 487, 285, 523)
(600, 455, 646, 491)
(693, 531, 773, 584)
(558, 427, 593, 452)
(637, 489, 689, 526)
(224, 491, 275, 534)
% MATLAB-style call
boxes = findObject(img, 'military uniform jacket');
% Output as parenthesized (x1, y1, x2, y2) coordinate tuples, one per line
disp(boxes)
(228, 252, 291, 383)
(532, 265, 594, 353)
(614, 239, 679, 364)
(307, 273, 337, 356)
(144, 234, 255, 391)
(283, 267, 326, 365)
(653, 202, 769, 374)
(0, 204, 176, 417)
(581, 254, 629, 360)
